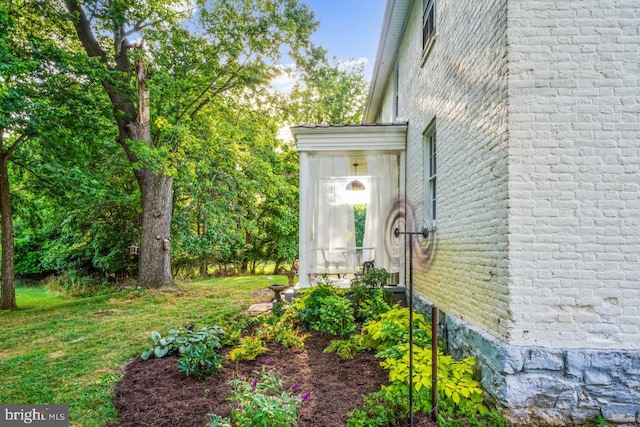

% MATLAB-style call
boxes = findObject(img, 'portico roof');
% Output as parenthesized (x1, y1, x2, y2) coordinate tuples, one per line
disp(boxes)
(291, 122, 408, 153)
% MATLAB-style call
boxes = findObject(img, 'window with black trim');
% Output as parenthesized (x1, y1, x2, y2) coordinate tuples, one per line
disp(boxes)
(422, 0, 435, 55)
(424, 123, 436, 223)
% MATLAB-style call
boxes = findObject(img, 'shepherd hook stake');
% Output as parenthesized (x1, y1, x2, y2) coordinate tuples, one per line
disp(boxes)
(394, 227, 428, 427)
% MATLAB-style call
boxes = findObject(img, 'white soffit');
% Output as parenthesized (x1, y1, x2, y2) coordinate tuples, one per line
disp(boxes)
(364, 0, 414, 123)
(291, 123, 407, 153)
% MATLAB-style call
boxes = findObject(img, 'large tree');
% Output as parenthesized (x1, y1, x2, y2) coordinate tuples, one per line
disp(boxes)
(0, 1, 108, 308)
(61, 0, 316, 288)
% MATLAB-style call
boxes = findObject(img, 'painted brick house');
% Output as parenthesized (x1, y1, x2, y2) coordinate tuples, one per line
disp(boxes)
(361, 0, 640, 425)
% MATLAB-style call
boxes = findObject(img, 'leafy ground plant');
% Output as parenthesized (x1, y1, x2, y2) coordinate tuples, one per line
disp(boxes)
(295, 282, 356, 336)
(177, 343, 224, 379)
(227, 363, 309, 427)
(228, 336, 269, 362)
(347, 385, 409, 427)
(140, 325, 226, 360)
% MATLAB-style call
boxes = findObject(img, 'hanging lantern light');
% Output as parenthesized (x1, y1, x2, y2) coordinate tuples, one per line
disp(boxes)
(346, 163, 366, 191)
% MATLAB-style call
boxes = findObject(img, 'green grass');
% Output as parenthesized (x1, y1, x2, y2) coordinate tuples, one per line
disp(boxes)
(0, 276, 281, 426)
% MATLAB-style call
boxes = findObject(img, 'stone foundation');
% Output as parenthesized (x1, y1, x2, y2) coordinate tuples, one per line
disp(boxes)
(413, 297, 640, 426)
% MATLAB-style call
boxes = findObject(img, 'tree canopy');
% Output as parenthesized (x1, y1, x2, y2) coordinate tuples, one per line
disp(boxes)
(0, 0, 369, 303)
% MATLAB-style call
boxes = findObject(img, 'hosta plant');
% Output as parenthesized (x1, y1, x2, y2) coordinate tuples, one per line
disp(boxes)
(141, 325, 226, 360)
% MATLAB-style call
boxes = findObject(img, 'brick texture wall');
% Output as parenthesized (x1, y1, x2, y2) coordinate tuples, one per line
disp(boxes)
(379, 0, 512, 342)
(378, 0, 639, 350)
(507, 0, 640, 349)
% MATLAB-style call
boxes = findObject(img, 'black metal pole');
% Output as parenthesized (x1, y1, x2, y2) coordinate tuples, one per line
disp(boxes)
(394, 227, 428, 427)
(408, 233, 414, 427)
(432, 306, 438, 421)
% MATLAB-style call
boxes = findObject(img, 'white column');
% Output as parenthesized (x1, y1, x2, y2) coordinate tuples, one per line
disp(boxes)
(298, 151, 310, 288)
(399, 150, 406, 287)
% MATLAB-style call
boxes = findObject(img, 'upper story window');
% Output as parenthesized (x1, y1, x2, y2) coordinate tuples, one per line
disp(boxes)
(393, 62, 399, 119)
(424, 122, 436, 224)
(422, 0, 436, 57)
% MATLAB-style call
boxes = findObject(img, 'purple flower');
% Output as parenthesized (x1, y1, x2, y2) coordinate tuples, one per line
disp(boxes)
(266, 358, 271, 365)
(276, 365, 281, 371)
(292, 382, 300, 389)
(251, 380, 258, 389)
(301, 392, 310, 401)
(237, 405, 243, 410)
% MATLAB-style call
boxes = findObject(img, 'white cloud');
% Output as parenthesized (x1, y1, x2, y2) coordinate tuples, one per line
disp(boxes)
(337, 57, 368, 70)
(270, 65, 299, 94)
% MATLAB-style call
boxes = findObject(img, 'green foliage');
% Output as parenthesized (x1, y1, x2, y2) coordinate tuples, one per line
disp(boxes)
(437, 399, 507, 427)
(228, 365, 308, 427)
(293, 281, 360, 338)
(315, 294, 356, 336)
(356, 307, 431, 355)
(207, 414, 232, 427)
(359, 267, 391, 288)
(347, 385, 409, 427)
(228, 336, 269, 362)
(294, 282, 344, 329)
(177, 343, 224, 379)
(349, 268, 395, 322)
(286, 49, 369, 124)
(582, 415, 611, 427)
(352, 307, 497, 422)
(140, 325, 226, 360)
(323, 338, 360, 360)
(253, 302, 309, 349)
(380, 345, 487, 416)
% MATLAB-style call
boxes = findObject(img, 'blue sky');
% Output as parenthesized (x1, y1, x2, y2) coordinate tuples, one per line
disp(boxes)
(305, 0, 387, 79)
(272, 0, 387, 92)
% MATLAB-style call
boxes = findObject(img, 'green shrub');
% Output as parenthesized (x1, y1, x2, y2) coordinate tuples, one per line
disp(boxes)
(347, 385, 409, 427)
(356, 307, 431, 355)
(177, 343, 224, 379)
(294, 282, 356, 336)
(228, 336, 269, 362)
(140, 325, 226, 360)
(255, 303, 309, 349)
(356, 289, 393, 323)
(315, 294, 356, 336)
(323, 338, 360, 360)
(228, 364, 309, 427)
(46, 271, 114, 297)
(294, 282, 344, 327)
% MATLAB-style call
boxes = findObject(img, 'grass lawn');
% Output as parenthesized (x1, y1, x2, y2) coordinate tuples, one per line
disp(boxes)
(0, 276, 281, 426)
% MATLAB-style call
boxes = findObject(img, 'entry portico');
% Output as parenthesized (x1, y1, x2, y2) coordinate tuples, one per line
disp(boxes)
(291, 123, 407, 288)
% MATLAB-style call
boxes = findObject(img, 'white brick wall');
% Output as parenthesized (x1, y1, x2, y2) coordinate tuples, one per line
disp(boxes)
(507, 0, 640, 349)
(379, 0, 512, 341)
(378, 0, 640, 350)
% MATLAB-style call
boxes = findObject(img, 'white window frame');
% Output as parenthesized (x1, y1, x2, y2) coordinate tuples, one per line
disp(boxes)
(421, 0, 436, 64)
(423, 122, 436, 226)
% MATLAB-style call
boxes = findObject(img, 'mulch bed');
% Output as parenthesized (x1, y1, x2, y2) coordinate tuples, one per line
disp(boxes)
(108, 331, 436, 426)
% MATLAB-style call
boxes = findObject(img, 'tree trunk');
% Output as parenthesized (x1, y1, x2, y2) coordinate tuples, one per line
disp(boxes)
(137, 169, 173, 288)
(0, 155, 16, 310)
(199, 218, 208, 277)
(130, 56, 173, 288)
(65, 4, 175, 289)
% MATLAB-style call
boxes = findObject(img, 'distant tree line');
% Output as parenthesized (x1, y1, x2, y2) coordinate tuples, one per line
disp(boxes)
(0, 0, 367, 308)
